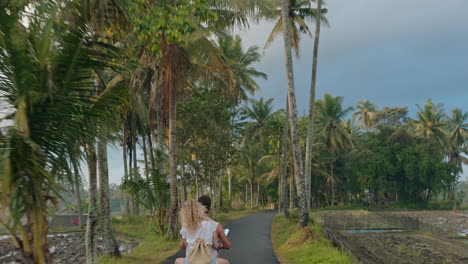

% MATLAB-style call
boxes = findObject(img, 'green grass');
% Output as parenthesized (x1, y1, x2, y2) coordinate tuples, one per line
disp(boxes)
(271, 215, 353, 264)
(100, 235, 179, 264)
(100, 208, 259, 264)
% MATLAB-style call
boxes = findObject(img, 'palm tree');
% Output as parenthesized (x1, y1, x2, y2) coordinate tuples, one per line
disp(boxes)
(0, 2, 127, 263)
(272, 105, 290, 216)
(353, 100, 378, 130)
(315, 94, 353, 206)
(448, 108, 468, 153)
(235, 143, 269, 208)
(215, 35, 266, 206)
(446, 108, 468, 204)
(264, 0, 328, 56)
(217, 35, 267, 100)
(240, 97, 275, 139)
(86, 143, 99, 264)
(305, 0, 327, 211)
(95, 76, 124, 259)
(79, 0, 129, 259)
(279, 0, 309, 227)
(414, 99, 447, 144)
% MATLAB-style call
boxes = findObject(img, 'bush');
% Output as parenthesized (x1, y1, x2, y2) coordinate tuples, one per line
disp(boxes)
(288, 208, 300, 222)
(230, 201, 246, 210)
(428, 200, 459, 210)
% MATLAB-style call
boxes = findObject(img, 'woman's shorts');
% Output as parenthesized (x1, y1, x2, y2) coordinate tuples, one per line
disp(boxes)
(183, 257, 217, 264)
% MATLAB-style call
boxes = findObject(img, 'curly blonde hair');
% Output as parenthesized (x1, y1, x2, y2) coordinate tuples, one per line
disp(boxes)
(180, 199, 206, 231)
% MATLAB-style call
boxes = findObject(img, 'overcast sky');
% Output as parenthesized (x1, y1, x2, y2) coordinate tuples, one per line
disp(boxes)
(237, 0, 468, 114)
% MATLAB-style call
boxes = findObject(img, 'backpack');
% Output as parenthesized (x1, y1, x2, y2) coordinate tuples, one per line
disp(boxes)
(187, 238, 212, 264)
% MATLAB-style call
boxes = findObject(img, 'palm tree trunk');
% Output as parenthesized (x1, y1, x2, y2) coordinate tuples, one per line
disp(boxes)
(97, 139, 120, 256)
(127, 130, 135, 215)
(157, 111, 165, 154)
(22, 209, 51, 264)
(279, 97, 290, 217)
(181, 159, 187, 202)
(85, 143, 98, 264)
(245, 184, 248, 205)
(256, 184, 260, 207)
(305, 0, 323, 212)
(72, 159, 84, 229)
(250, 181, 254, 208)
(132, 126, 137, 172)
(196, 171, 201, 198)
(453, 185, 458, 211)
(289, 177, 294, 210)
(128, 130, 132, 175)
(167, 89, 179, 238)
(228, 167, 232, 199)
(131, 127, 139, 215)
(142, 131, 149, 180)
(330, 162, 335, 206)
(147, 131, 155, 170)
(122, 129, 130, 216)
(219, 170, 223, 208)
(280, 0, 309, 227)
(211, 172, 217, 219)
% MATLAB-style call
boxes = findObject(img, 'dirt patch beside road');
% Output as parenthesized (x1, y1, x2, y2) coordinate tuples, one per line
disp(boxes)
(316, 210, 468, 264)
(313, 210, 468, 236)
(349, 232, 468, 264)
(379, 210, 468, 236)
(0, 232, 139, 264)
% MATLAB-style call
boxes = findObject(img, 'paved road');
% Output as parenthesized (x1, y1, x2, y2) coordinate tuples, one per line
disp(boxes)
(161, 211, 279, 264)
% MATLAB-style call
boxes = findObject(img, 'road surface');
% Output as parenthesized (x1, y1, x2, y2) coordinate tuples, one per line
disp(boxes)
(161, 211, 279, 264)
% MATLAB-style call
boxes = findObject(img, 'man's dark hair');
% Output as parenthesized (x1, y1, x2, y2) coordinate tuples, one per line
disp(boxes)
(198, 195, 211, 212)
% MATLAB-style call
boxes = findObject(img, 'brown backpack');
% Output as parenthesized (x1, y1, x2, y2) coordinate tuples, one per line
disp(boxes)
(187, 238, 212, 264)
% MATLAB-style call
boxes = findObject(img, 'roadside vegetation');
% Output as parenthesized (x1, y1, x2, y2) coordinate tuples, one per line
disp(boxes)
(271, 213, 353, 264)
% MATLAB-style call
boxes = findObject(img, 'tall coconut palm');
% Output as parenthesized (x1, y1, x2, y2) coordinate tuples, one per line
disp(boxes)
(215, 34, 266, 205)
(264, 0, 328, 56)
(279, 99, 292, 217)
(448, 108, 468, 152)
(315, 94, 353, 206)
(235, 143, 269, 208)
(352, 100, 378, 130)
(95, 76, 124, 258)
(414, 99, 447, 145)
(240, 97, 275, 139)
(217, 34, 267, 100)
(79, 0, 129, 259)
(279, 0, 309, 227)
(305, 0, 327, 211)
(444, 108, 467, 209)
(86, 143, 99, 264)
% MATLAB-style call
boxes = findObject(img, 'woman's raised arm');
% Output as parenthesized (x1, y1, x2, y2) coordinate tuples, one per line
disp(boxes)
(216, 223, 231, 250)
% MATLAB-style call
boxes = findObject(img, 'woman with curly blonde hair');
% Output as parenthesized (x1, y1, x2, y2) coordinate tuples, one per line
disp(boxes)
(175, 198, 231, 264)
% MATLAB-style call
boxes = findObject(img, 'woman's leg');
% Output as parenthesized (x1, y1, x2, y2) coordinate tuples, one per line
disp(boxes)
(216, 258, 230, 264)
(175, 257, 185, 264)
